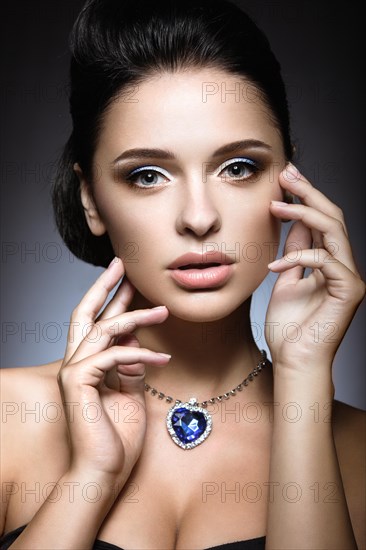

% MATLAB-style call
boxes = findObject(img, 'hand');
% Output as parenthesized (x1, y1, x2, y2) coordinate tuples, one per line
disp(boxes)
(265, 163, 365, 372)
(57, 257, 170, 482)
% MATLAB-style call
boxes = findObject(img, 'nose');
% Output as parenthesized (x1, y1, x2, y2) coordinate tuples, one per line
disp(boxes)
(175, 177, 221, 237)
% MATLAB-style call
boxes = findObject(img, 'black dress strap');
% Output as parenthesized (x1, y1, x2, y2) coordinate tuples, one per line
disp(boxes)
(0, 524, 27, 550)
(0, 524, 266, 550)
(204, 536, 266, 550)
(0, 524, 124, 550)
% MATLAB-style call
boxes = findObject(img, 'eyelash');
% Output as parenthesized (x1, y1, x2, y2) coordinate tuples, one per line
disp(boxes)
(122, 157, 262, 190)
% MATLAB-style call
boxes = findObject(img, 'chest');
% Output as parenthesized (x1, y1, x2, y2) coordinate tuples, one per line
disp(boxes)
(98, 412, 271, 550)
(6, 405, 272, 549)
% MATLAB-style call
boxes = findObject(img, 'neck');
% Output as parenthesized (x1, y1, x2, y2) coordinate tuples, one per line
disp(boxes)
(128, 293, 272, 404)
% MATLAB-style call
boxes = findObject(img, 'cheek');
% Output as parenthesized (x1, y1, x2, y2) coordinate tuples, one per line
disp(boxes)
(98, 201, 164, 268)
(107, 219, 149, 264)
(237, 218, 280, 266)
(231, 183, 282, 244)
(224, 208, 280, 276)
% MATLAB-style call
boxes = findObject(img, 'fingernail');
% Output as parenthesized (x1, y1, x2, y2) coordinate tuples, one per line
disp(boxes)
(152, 305, 167, 310)
(108, 256, 119, 268)
(284, 163, 300, 181)
(268, 259, 281, 268)
(158, 353, 171, 359)
(271, 200, 289, 207)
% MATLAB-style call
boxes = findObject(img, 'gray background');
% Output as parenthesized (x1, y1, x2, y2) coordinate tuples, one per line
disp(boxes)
(1, 1, 365, 409)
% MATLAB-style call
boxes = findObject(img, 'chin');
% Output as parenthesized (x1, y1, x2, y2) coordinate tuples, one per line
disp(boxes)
(165, 290, 251, 323)
(127, 272, 258, 322)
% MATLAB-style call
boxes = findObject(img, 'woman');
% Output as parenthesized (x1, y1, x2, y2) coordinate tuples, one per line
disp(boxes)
(1, 0, 365, 548)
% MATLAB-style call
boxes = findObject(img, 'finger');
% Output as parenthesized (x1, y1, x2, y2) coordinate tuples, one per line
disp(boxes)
(270, 220, 312, 285)
(96, 276, 136, 322)
(104, 334, 141, 390)
(69, 306, 169, 364)
(116, 334, 140, 347)
(268, 248, 365, 303)
(58, 346, 171, 420)
(58, 346, 170, 398)
(95, 277, 136, 375)
(64, 257, 125, 363)
(279, 163, 348, 236)
(269, 201, 358, 274)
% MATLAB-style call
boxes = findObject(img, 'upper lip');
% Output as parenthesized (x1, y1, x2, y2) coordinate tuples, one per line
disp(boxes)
(168, 252, 235, 270)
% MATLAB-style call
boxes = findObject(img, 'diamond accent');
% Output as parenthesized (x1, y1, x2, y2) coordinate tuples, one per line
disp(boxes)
(166, 397, 212, 450)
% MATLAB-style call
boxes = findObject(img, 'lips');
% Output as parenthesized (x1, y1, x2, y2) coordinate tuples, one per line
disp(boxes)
(178, 262, 221, 270)
(168, 252, 235, 289)
(168, 252, 234, 270)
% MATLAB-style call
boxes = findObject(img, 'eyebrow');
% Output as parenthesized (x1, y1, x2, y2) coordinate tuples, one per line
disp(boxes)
(111, 139, 272, 165)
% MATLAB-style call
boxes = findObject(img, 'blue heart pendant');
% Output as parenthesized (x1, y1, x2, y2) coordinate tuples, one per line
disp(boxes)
(166, 397, 212, 449)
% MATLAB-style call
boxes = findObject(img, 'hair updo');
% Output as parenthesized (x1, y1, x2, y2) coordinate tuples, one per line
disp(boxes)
(52, 0, 293, 268)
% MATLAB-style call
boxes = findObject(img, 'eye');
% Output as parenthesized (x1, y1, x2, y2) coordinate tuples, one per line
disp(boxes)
(218, 157, 260, 181)
(125, 165, 170, 188)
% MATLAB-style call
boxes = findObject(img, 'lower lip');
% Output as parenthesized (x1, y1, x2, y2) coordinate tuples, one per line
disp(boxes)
(168, 264, 233, 289)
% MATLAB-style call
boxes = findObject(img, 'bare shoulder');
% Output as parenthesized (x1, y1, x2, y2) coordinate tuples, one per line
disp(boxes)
(0, 359, 65, 533)
(0, 356, 64, 414)
(332, 399, 366, 548)
(0, 359, 64, 472)
(1, 359, 63, 407)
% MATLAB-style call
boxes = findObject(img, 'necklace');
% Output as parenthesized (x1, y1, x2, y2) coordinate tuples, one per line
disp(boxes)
(144, 349, 269, 450)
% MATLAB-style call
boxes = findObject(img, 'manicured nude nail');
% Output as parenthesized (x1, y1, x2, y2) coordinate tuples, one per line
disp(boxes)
(271, 200, 289, 207)
(152, 305, 167, 310)
(108, 256, 119, 268)
(158, 353, 171, 359)
(268, 259, 281, 268)
(283, 163, 300, 181)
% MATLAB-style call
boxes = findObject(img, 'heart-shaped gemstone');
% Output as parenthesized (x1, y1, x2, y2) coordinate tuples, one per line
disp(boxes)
(166, 398, 212, 450)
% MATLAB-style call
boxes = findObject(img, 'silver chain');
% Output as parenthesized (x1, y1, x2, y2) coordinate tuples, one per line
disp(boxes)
(144, 349, 269, 408)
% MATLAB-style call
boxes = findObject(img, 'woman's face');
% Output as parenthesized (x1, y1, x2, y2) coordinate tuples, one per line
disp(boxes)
(81, 68, 286, 321)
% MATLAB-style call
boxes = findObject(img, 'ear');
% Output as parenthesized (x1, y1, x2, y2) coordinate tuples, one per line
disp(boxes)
(74, 163, 107, 236)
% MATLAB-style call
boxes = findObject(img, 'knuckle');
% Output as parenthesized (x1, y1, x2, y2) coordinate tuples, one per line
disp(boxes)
(332, 217, 345, 232)
(301, 192, 312, 206)
(318, 248, 329, 262)
(57, 366, 72, 386)
(332, 205, 344, 220)
(70, 305, 82, 322)
(116, 319, 138, 334)
(85, 321, 103, 340)
(354, 279, 366, 301)
(101, 320, 117, 335)
(110, 344, 129, 357)
(101, 319, 138, 337)
(303, 178, 312, 189)
(104, 322, 117, 337)
(93, 320, 103, 333)
(109, 344, 122, 355)
(122, 320, 138, 332)
(110, 342, 146, 357)
(58, 363, 86, 388)
(56, 370, 62, 385)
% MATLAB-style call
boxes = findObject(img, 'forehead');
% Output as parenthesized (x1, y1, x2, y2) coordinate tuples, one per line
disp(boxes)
(98, 68, 284, 158)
